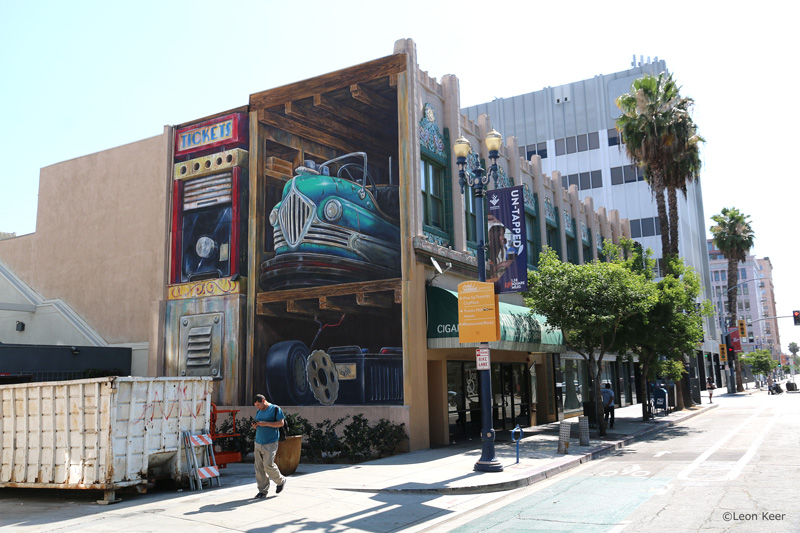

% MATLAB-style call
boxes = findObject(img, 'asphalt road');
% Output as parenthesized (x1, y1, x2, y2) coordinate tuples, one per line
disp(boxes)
(437, 388, 799, 532)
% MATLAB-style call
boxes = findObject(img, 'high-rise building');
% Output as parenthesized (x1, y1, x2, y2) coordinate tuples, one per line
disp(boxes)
(708, 241, 781, 360)
(464, 57, 719, 361)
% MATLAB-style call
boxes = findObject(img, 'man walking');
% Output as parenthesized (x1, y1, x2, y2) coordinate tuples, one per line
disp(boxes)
(252, 394, 286, 498)
(601, 383, 615, 429)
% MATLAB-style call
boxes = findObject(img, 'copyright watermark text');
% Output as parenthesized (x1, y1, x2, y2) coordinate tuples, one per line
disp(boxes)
(722, 512, 786, 522)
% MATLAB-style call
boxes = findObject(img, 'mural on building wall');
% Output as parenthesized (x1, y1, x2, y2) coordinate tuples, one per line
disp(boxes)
(253, 65, 404, 408)
(165, 113, 251, 406)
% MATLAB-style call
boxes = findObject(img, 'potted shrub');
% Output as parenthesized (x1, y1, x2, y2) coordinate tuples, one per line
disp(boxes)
(275, 413, 304, 475)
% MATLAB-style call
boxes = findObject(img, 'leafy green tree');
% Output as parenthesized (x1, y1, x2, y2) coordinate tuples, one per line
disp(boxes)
(616, 73, 703, 266)
(740, 349, 778, 377)
(615, 247, 710, 419)
(523, 247, 656, 436)
(710, 207, 755, 392)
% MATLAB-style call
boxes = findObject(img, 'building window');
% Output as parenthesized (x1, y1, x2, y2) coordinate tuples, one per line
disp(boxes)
(464, 187, 477, 243)
(714, 271, 720, 281)
(740, 268, 747, 279)
(561, 176, 568, 189)
(421, 158, 445, 229)
(555, 138, 566, 156)
(640, 218, 656, 237)
(742, 285, 749, 295)
(577, 134, 588, 152)
(630, 219, 642, 239)
(566, 136, 577, 154)
(623, 165, 637, 183)
(611, 166, 623, 185)
(579, 172, 591, 190)
(721, 271, 726, 281)
(608, 128, 619, 147)
(591, 170, 603, 188)
(526, 214, 539, 268)
(588, 132, 600, 150)
(569, 174, 579, 188)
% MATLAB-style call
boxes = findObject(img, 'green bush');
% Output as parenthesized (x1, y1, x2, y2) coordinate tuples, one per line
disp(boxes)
(300, 416, 345, 463)
(341, 414, 373, 462)
(299, 414, 408, 463)
(371, 418, 407, 458)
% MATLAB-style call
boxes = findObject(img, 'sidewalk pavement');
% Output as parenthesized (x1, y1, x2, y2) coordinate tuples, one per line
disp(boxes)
(223, 396, 726, 496)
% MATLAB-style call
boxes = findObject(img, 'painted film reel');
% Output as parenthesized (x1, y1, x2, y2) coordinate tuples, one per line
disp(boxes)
(306, 350, 339, 405)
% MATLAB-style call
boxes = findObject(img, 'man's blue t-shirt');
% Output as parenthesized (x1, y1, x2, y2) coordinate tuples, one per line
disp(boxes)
(254, 404, 284, 445)
(601, 387, 615, 407)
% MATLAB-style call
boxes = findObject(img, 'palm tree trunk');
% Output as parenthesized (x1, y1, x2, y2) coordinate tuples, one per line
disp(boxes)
(655, 184, 671, 271)
(640, 360, 650, 421)
(667, 187, 680, 259)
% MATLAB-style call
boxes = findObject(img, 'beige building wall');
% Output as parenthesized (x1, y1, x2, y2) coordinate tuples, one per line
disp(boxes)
(0, 131, 172, 371)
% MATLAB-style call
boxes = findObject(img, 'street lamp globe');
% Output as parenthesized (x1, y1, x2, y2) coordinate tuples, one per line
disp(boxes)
(453, 136, 471, 159)
(484, 129, 502, 152)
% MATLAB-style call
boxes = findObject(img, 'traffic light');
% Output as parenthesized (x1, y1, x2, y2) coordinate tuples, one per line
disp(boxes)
(737, 319, 747, 337)
(794, 310, 800, 326)
(719, 343, 727, 362)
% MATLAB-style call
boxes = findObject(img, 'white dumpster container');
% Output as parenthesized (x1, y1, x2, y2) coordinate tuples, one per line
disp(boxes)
(1, 376, 213, 502)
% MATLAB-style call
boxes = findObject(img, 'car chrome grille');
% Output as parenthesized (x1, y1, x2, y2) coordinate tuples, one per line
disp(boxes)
(278, 184, 315, 248)
(274, 222, 351, 249)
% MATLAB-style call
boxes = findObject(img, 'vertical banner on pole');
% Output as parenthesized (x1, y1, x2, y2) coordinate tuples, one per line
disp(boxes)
(486, 185, 527, 294)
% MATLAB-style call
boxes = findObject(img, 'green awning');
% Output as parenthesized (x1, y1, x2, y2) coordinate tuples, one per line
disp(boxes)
(426, 285, 565, 352)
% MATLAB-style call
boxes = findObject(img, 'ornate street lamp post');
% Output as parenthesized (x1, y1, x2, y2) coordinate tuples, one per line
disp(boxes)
(453, 129, 503, 472)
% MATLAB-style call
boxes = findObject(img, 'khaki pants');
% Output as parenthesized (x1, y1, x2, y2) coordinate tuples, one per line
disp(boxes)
(254, 442, 285, 493)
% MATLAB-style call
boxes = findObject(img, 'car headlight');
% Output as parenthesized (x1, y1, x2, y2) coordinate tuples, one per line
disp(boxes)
(269, 208, 279, 226)
(323, 199, 343, 222)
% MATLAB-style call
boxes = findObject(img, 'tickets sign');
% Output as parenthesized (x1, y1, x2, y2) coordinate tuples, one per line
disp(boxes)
(458, 281, 500, 343)
(175, 113, 248, 156)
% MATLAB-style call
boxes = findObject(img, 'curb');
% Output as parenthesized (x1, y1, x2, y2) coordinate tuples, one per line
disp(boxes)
(341, 404, 719, 495)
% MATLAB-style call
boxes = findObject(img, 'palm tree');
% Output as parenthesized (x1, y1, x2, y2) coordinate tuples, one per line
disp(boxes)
(710, 207, 755, 392)
(616, 73, 703, 268)
(663, 105, 704, 259)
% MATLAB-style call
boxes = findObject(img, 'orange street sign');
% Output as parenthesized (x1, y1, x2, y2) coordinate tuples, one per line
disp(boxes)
(458, 281, 500, 343)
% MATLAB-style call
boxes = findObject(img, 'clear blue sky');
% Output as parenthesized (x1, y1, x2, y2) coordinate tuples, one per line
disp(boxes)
(1, 1, 798, 352)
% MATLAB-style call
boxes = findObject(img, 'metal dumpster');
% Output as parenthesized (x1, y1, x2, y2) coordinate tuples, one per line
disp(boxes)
(1, 376, 213, 502)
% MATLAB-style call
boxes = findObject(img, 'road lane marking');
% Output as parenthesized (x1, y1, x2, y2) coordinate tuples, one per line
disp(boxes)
(677, 406, 766, 481)
(726, 407, 782, 480)
(654, 451, 671, 458)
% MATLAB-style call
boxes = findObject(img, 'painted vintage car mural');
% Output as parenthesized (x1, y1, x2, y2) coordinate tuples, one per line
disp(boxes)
(260, 152, 401, 291)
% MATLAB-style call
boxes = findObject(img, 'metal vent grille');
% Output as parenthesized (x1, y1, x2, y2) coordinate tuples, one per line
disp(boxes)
(278, 186, 315, 248)
(186, 325, 212, 366)
(183, 171, 232, 211)
(179, 312, 223, 378)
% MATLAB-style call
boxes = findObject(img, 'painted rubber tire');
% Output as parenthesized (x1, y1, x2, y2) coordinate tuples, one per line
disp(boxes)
(306, 350, 339, 406)
(266, 340, 315, 405)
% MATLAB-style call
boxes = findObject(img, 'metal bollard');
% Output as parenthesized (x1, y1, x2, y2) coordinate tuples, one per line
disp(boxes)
(511, 424, 523, 464)
(557, 421, 571, 454)
(578, 416, 590, 446)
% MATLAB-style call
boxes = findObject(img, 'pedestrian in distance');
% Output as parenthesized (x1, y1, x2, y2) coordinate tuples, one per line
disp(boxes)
(706, 376, 715, 403)
(251, 394, 287, 499)
(767, 376, 773, 395)
(601, 383, 615, 429)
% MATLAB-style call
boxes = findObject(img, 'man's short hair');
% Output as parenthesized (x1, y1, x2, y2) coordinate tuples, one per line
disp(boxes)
(604, 383, 611, 389)
(254, 394, 267, 403)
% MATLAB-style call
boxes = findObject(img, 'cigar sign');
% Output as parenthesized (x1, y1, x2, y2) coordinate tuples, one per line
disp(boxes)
(458, 281, 500, 344)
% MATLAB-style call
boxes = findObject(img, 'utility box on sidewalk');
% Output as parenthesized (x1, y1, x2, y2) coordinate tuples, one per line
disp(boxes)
(0, 376, 213, 500)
